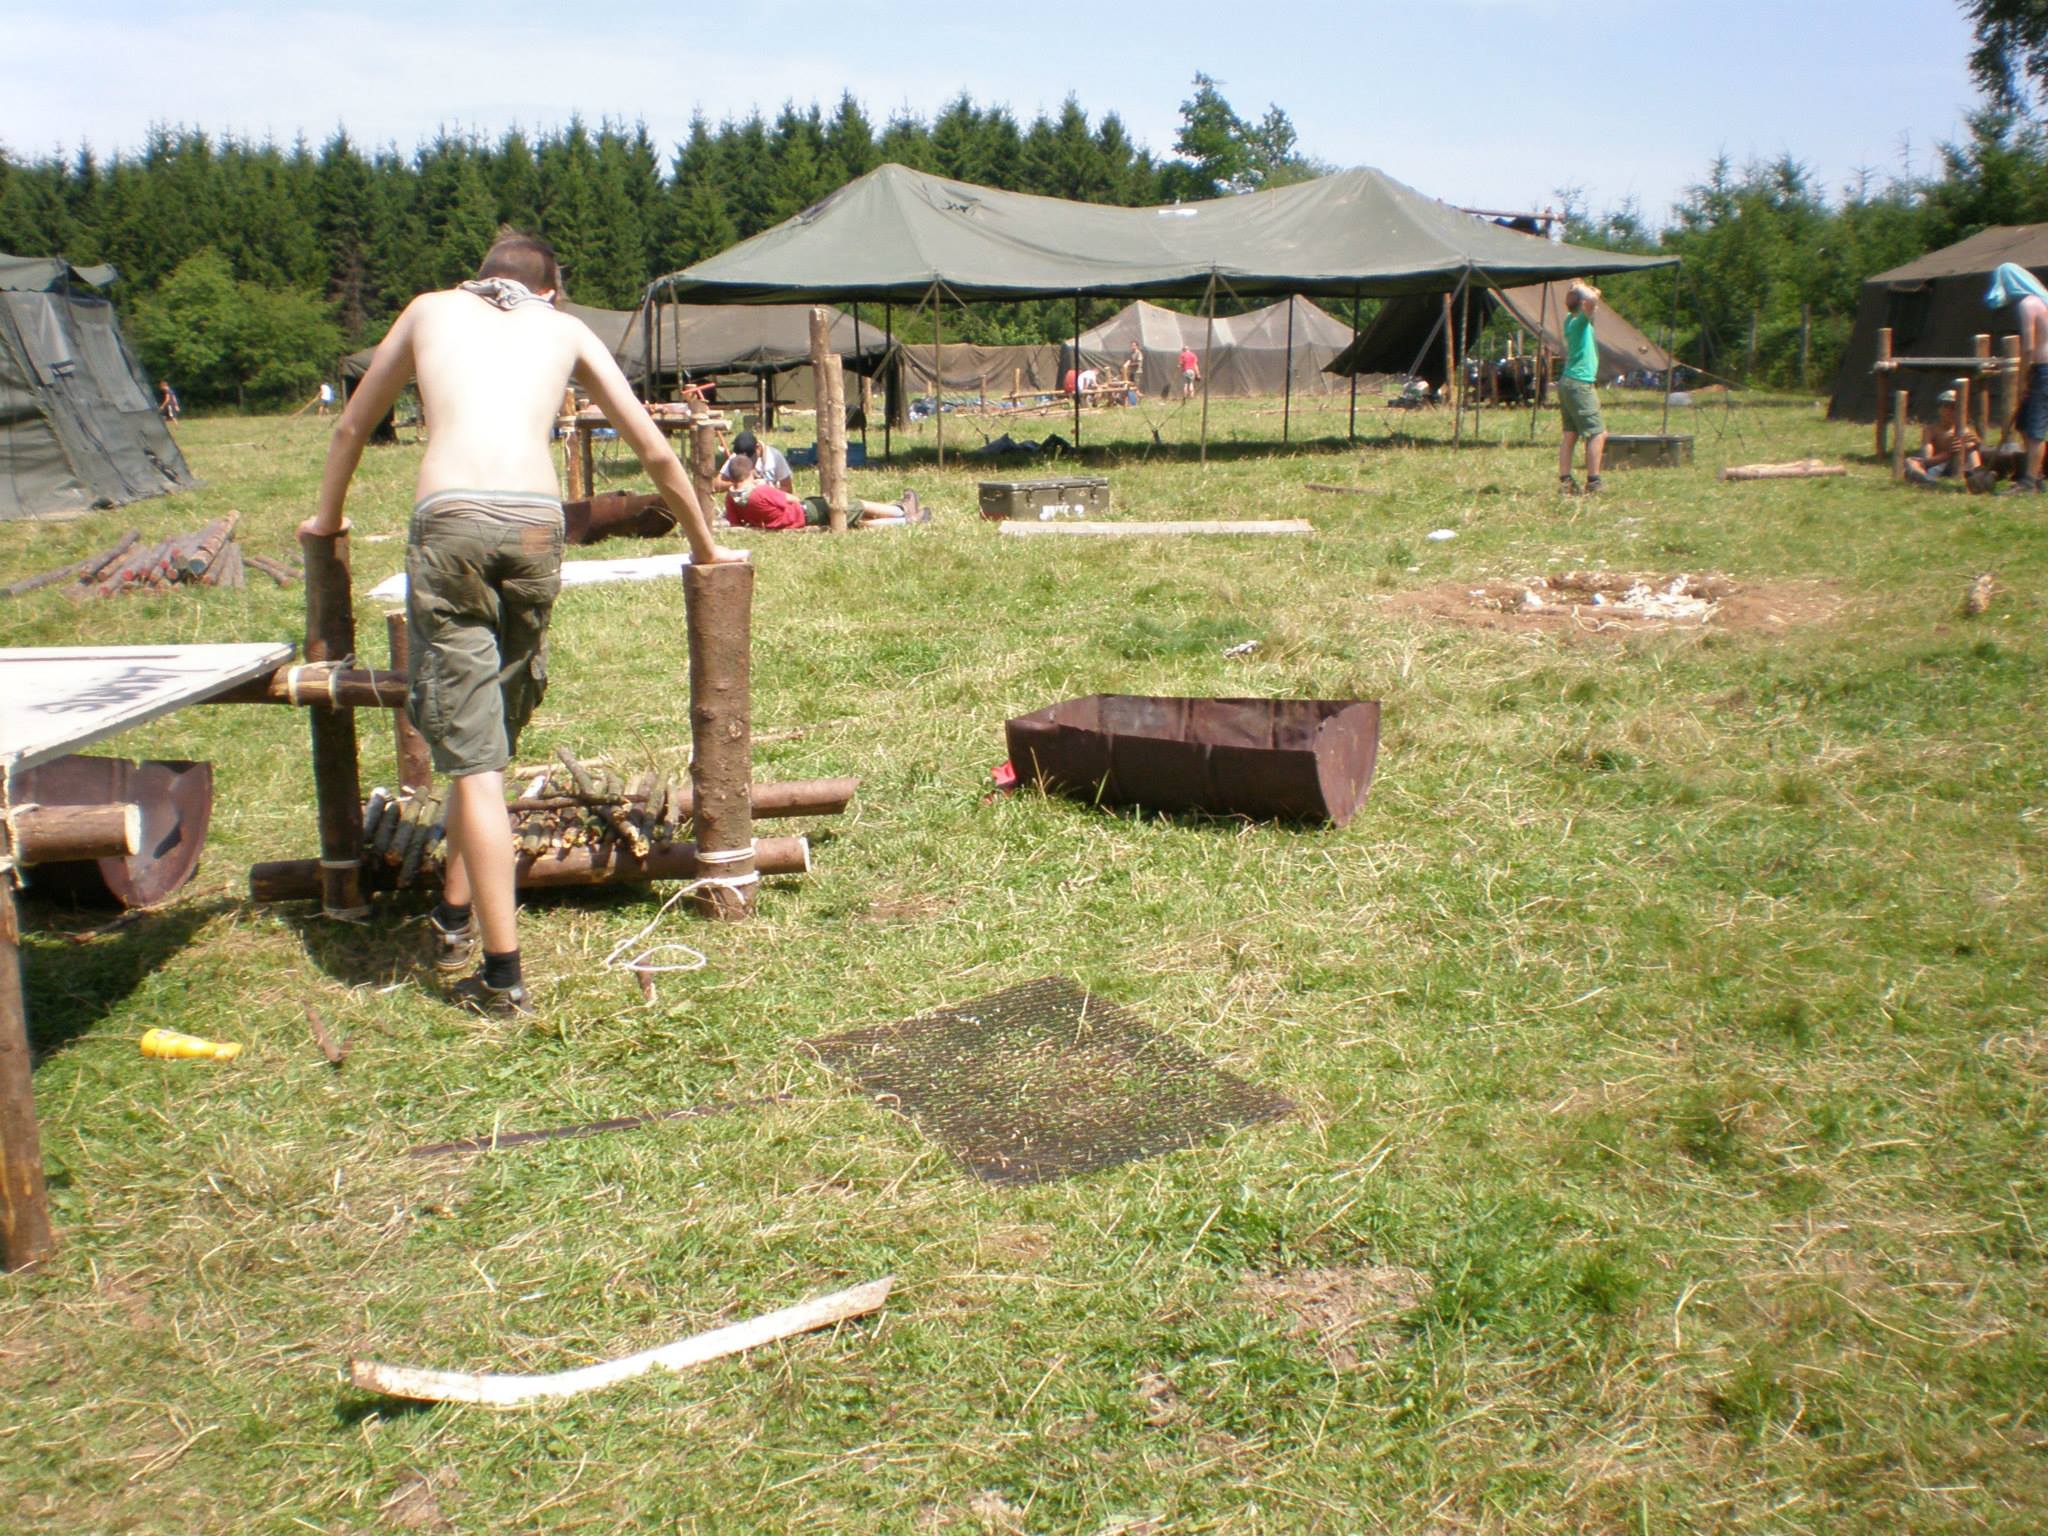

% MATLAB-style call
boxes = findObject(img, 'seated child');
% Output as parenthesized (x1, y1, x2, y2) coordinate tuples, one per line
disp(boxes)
(1904, 389, 1983, 485)
(721, 453, 928, 530)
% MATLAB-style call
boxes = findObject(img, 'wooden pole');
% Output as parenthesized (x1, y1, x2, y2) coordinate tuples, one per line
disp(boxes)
(561, 389, 586, 502)
(0, 867, 53, 1271)
(1282, 294, 1295, 443)
(1892, 387, 1909, 481)
(1200, 274, 1217, 466)
(690, 422, 720, 530)
(1875, 327, 1893, 457)
(1975, 333, 1993, 441)
(1661, 268, 1681, 435)
(250, 834, 810, 903)
(2001, 334, 2023, 442)
(684, 560, 755, 920)
(1955, 375, 1973, 467)
(932, 284, 945, 470)
(300, 528, 367, 919)
(1349, 296, 1360, 444)
(1529, 282, 1552, 441)
(11, 803, 140, 864)
(808, 307, 848, 532)
(386, 612, 433, 793)
(883, 302, 893, 461)
(851, 303, 869, 459)
(1072, 293, 1082, 450)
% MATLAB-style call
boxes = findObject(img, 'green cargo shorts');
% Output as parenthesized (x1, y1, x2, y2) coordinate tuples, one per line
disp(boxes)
(405, 492, 564, 779)
(1559, 377, 1604, 437)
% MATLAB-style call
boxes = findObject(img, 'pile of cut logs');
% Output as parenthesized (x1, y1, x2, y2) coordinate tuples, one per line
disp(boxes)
(2, 512, 302, 599)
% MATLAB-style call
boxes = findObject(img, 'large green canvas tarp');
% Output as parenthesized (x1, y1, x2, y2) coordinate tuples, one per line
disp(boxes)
(651, 163, 1673, 306)
(0, 254, 195, 522)
(1827, 225, 2048, 424)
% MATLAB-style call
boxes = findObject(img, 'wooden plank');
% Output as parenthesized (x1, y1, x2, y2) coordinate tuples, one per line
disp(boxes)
(366, 550, 747, 604)
(0, 643, 294, 776)
(997, 519, 1313, 538)
(350, 1276, 894, 1406)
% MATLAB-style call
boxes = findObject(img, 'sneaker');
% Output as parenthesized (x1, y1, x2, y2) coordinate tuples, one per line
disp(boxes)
(450, 974, 535, 1018)
(899, 489, 929, 524)
(1558, 474, 1580, 496)
(1585, 474, 1604, 495)
(428, 910, 477, 974)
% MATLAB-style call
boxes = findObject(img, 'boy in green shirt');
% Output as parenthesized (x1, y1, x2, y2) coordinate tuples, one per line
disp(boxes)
(1557, 282, 1606, 494)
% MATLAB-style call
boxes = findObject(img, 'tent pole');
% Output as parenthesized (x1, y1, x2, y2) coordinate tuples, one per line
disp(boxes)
(1200, 274, 1217, 467)
(883, 302, 893, 462)
(1528, 282, 1551, 441)
(931, 282, 944, 471)
(1349, 296, 1360, 444)
(1661, 265, 1681, 435)
(852, 303, 868, 459)
(670, 300, 680, 402)
(1467, 283, 1480, 440)
(1073, 294, 1082, 450)
(1283, 294, 1295, 443)
(641, 287, 655, 399)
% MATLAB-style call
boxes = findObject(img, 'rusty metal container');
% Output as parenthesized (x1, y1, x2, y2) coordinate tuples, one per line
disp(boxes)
(1005, 696, 1380, 825)
(978, 476, 1111, 521)
(12, 754, 214, 907)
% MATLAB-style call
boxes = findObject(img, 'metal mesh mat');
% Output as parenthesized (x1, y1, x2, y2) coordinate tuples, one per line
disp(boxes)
(808, 976, 1294, 1186)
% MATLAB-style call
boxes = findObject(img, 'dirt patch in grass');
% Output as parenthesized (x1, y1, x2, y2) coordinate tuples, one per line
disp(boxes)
(859, 886, 961, 924)
(379, 1468, 458, 1531)
(1241, 1263, 1434, 1369)
(1383, 571, 1840, 637)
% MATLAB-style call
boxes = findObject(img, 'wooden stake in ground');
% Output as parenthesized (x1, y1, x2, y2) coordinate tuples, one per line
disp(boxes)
(808, 307, 849, 533)
(300, 528, 367, 918)
(684, 560, 756, 919)
(1875, 326, 1893, 458)
(1891, 389, 1909, 481)
(385, 612, 433, 793)
(349, 1276, 893, 1407)
(690, 422, 720, 531)
(0, 858, 53, 1271)
(1975, 333, 1993, 442)
(2000, 334, 2022, 442)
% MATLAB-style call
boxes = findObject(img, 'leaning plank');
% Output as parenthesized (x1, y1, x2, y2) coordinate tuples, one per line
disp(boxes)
(998, 519, 1314, 538)
(349, 1276, 895, 1406)
(1717, 460, 1847, 482)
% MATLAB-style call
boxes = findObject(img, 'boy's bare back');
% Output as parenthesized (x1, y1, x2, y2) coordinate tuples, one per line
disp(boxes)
(380, 290, 591, 498)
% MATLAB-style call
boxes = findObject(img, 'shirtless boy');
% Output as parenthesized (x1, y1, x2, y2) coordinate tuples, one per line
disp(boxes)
(1903, 388, 1982, 485)
(1988, 261, 2048, 493)
(301, 229, 735, 1016)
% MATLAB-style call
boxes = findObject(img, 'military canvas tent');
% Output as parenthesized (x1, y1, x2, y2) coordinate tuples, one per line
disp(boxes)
(1, 254, 195, 521)
(1827, 226, 2048, 423)
(1075, 296, 1354, 397)
(1326, 279, 1672, 387)
(899, 343, 1064, 396)
(649, 163, 1672, 307)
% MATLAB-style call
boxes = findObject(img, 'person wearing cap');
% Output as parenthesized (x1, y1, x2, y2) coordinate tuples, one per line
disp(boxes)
(1987, 262, 2048, 492)
(720, 452, 925, 531)
(714, 430, 793, 495)
(1904, 389, 1984, 486)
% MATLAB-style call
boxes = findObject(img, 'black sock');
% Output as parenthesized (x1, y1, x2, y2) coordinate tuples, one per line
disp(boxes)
(482, 949, 522, 990)
(434, 900, 473, 932)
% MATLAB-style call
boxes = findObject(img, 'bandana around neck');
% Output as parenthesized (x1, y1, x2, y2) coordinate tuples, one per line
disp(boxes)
(459, 277, 555, 311)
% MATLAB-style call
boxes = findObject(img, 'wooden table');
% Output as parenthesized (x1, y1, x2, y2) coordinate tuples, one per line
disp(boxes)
(1, 643, 291, 1270)
(559, 405, 731, 501)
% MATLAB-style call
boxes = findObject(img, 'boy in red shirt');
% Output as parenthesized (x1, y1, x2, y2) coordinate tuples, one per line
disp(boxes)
(721, 454, 927, 530)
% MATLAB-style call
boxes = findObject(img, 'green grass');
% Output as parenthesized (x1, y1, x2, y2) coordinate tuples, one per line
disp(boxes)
(3, 389, 2045, 1533)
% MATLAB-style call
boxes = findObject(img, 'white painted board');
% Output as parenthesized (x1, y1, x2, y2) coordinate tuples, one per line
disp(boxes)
(1, 643, 293, 777)
(366, 549, 749, 603)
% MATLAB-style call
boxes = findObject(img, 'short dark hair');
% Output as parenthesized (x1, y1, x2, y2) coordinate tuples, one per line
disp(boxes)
(731, 430, 760, 457)
(477, 226, 562, 295)
(729, 452, 756, 480)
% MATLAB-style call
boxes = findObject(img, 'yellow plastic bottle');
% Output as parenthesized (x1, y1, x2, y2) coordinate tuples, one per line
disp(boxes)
(139, 1027, 243, 1062)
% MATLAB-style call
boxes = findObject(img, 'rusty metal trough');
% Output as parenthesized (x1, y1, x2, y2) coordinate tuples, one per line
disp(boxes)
(12, 754, 215, 907)
(1005, 695, 1380, 826)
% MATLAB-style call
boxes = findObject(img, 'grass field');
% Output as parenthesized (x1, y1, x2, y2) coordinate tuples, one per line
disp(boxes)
(2, 387, 2044, 1534)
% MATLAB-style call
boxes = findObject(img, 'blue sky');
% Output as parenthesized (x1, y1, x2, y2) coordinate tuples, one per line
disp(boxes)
(0, 0, 1984, 225)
